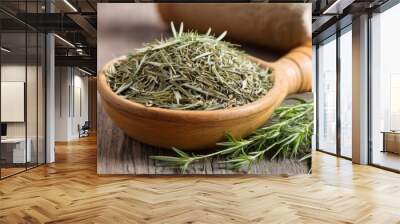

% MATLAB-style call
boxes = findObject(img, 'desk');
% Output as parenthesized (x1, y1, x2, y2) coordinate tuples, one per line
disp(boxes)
(382, 131, 400, 154)
(1, 138, 31, 163)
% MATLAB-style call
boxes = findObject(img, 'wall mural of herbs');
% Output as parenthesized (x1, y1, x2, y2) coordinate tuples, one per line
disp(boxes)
(150, 98, 313, 173)
(105, 22, 273, 110)
(98, 18, 313, 175)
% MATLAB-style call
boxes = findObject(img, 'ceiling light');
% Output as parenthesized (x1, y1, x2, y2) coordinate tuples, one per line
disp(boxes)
(1, 47, 11, 53)
(76, 48, 85, 55)
(322, 0, 354, 15)
(54, 34, 75, 48)
(78, 67, 93, 76)
(63, 0, 78, 12)
(323, 0, 341, 14)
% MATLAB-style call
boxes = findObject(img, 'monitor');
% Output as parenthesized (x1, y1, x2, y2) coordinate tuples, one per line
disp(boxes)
(1, 123, 7, 137)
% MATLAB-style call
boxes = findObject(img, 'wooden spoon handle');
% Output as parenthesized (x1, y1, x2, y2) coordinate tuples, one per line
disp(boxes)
(275, 42, 312, 94)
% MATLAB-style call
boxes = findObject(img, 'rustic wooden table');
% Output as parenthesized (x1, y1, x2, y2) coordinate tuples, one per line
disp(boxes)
(97, 3, 311, 175)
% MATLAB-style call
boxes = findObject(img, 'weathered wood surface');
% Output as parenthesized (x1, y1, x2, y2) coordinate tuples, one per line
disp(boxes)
(97, 4, 312, 175)
(97, 93, 312, 175)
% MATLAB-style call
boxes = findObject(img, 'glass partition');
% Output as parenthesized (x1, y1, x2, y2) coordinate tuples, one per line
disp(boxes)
(0, 2, 46, 179)
(27, 30, 38, 169)
(38, 32, 45, 165)
(317, 36, 337, 154)
(339, 27, 352, 158)
(1, 30, 28, 178)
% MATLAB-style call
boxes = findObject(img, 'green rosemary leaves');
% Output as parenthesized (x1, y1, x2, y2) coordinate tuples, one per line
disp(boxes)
(150, 99, 314, 172)
(106, 22, 273, 110)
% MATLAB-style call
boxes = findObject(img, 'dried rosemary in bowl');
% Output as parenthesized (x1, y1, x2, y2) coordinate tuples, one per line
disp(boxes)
(106, 22, 274, 110)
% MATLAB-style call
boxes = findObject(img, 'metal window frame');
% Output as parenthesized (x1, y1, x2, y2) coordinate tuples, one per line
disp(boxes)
(367, 0, 400, 173)
(315, 22, 353, 161)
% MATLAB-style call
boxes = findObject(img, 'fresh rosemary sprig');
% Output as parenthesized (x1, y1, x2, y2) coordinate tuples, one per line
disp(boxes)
(150, 99, 314, 172)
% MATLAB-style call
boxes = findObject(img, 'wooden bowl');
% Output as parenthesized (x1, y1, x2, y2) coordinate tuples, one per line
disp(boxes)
(98, 44, 312, 151)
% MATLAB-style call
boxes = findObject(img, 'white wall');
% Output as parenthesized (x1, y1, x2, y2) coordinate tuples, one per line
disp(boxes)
(70, 73, 89, 138)
(54, 67, 89, 141)
(55, 66, 70, 141)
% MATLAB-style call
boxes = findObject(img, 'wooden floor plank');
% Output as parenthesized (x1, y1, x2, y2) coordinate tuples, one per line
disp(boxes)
(1, 135, 400, 223)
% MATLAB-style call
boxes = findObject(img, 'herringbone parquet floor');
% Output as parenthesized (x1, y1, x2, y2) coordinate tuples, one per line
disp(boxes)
(1, 135, 400, 224)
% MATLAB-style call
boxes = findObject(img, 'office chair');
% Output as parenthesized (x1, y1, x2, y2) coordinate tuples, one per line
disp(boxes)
(79, 121, 90, 138)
